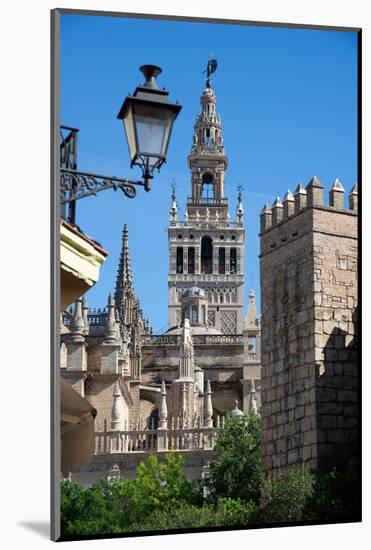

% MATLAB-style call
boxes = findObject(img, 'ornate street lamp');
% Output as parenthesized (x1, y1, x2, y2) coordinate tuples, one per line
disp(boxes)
(117, 65, 182, 192)
(60, 65, 182, 223)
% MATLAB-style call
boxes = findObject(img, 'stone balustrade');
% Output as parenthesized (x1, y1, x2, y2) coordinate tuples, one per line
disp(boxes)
(94, 416, 225, 455)
(142, 334, 243, 346)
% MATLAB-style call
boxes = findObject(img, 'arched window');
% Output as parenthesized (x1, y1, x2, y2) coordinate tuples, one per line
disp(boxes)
(230, 248, 237, 274)
(201, 236, 213, 274)
(188, 247, 195, 274)
(219, 247, 225, 274)
(191, 305, 198, 325)
(148, 408, 159, 430)
(176, 247, 183, 273)
(201, 173, 214, 199)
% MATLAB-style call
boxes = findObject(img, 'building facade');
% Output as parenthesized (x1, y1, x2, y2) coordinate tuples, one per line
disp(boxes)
(60, 74, 261, 483)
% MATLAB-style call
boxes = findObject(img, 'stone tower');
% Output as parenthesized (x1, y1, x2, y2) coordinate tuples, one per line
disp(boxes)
(260, 178, 358, 477)
(168, 69, 245, 334)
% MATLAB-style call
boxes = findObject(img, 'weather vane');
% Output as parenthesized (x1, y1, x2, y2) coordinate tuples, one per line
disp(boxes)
(171, 179, 177, 201)
(204, 58, 218, 88)
(237, 182, 244, 202)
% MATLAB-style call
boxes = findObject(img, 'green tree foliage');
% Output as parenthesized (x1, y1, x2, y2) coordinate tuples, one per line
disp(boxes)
(61, 436, 360, 536)
(258, 465, 315, 523)
(61, 452, 197, 536)
(60, 478, 123, 535)
(128, 498, 258, 532)
(208, 412, 262, 503)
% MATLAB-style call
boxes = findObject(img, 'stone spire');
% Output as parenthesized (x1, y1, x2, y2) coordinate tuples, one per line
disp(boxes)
(245, 288, 258, 329)
(204, 380, 213, 428)
(114, 224, 134, 333)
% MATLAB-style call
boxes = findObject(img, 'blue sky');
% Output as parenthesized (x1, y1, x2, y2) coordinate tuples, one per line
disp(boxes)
(60, 14, 358, 333)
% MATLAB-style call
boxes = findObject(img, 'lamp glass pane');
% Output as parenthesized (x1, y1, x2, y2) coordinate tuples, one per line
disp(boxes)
(123, 105, 137, 162)
(133, 104, 173, 158)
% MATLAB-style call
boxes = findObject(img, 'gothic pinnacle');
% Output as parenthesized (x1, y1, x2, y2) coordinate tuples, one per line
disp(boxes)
(104, 293, 119, 345)
(82, 295, 89, 336)
(114, 223, 134, 328)
(70, 298, 85, 342)
(159, 381, 168, 429)
(204, 380, 213, 427)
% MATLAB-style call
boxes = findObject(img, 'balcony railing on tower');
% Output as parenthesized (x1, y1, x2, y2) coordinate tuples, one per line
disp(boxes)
(187, 197, 228, 206)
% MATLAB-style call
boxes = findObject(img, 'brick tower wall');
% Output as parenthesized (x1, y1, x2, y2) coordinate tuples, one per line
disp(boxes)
(260, 184, 358, 477)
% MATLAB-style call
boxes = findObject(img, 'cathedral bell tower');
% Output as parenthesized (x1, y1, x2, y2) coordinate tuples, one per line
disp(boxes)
(168, 61, 245, 334)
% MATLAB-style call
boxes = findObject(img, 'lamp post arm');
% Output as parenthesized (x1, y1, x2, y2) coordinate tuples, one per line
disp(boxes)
(60, 168, 147, 205)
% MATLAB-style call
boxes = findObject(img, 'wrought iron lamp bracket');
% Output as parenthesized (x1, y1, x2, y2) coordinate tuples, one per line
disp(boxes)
(60, 168, 147, 204)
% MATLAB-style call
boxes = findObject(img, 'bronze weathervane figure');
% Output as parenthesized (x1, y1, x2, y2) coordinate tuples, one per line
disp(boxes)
(204, 58, 217, 88)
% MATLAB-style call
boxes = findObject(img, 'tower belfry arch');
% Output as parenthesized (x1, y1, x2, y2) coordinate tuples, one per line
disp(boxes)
(168, 61, 245, 334)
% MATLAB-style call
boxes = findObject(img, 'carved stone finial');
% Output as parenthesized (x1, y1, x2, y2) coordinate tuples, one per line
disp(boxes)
(204, 380, 213, 427)
(82, 295, 89, 336)
(294, 183, 307, 213)
(111, 380, 123, 430)
(329, 178, 345, 209)
(104, 293, 119, 345)
(271, 197, 283, 225)
(283, 189, 295, 218)
(70, 298, 85, 342)
(260, 203, 272, 232)
(349, 183, 358, 211)
(159, 380, 168, 429)
(306, 176, 324, 207)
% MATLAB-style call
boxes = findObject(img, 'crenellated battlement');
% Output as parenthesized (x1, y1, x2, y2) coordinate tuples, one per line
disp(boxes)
(260, 177, 358, 235)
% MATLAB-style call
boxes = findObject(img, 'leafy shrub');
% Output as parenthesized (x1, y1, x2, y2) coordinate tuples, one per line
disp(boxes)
(127, 499, 258, 532)
(208, 412, 262, 503)
(60, 479, 124, 535)
(61, 452, 197, 536)
(258, 465, 315, 523)
(215, 497, 258, 525)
